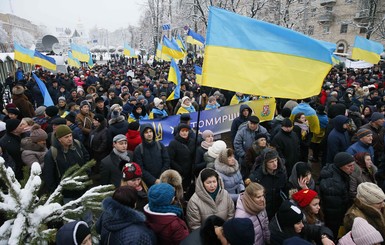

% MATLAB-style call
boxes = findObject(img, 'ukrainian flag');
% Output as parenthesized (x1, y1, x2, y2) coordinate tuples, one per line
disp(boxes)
(172, 37, 186, 58)
(314, 39, 341, 65)
(155, 43, 172, 61)
(32, 73, 54, 106)
(167, 59, 181, 101)
(70, 43, 89, 62)
(351, 36, 383, 64)
(195, 65, 202, 85)
(162, 36, 185, 60)
(202, 7, 333, 99)
(34, 50, 56, 70)
(67, 51, 81, 68)
(88, 51, 94, 69)
(124, 43, 138, 58)
(186, 29, 205, 46)
(176, 35, 186, 52)
(14, 42, 35, 64)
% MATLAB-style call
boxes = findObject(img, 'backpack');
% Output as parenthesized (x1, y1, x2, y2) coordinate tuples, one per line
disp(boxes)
(50, 139, 83, 179)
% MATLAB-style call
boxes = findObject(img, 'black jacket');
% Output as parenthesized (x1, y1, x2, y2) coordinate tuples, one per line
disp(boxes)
(100, 151, 131, 188)
(230, 104, 252, 144)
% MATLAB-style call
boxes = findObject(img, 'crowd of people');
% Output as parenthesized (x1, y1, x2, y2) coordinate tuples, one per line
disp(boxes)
(1, 55, 385, 244)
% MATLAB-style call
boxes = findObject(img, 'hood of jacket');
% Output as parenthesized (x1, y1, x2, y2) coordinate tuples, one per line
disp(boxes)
(239, 104, 252, 119)
(100, 197, 146, 232)
(140, 123, 155, 141)
(195, 169, 226, 204)
(21, 137, 46, 152)
(333, 115, 349, 133)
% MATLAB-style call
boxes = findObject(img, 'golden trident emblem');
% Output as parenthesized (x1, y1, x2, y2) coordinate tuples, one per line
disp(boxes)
(152, 122, 163, 141)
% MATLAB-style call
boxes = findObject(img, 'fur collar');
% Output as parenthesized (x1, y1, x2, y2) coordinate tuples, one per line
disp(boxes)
(214, 158, 239, 176)
(109, 115, 125, 125)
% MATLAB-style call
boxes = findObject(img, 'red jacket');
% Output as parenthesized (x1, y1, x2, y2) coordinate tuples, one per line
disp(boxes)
(126, 129, 142, 152)
(144, 205, 189, 245)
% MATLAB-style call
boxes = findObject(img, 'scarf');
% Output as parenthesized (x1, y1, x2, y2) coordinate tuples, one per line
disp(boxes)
(152, 108, 168, 117)
(149, 203, 183, 218)
(181, 104, 196, 113)
(294, 122, 309, 140)
(208, 186, 219, 201)
(201, 140, 213, 150)
(113, 148, 131, 162)
(241, 192, 265, 215)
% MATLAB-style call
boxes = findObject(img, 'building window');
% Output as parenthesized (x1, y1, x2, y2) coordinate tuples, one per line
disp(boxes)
(323, 25, 330, 33)
(340, 24, 348, 33)
(360, 27, 367, 33)
(308, 25, 314, 35)
(326, 6, 333, 11)
(337, 43, 345, 53)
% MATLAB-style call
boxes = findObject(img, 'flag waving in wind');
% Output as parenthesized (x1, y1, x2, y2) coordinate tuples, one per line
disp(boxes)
(162, 36, 185, 60)
(167, 59, 181, 101)
(202, 7, 333, 99)
(186, 29, 205, 46)
(67, 51, 81, 68)
(32, 73, 54, 106)
(194, 65, 202, 84)
(34, 50, 56, 70)
(14, 42, 35, 64)
(351, 36, 383, 64)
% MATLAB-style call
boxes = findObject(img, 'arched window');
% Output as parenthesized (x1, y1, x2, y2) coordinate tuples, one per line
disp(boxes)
(337, 43, 345, 53)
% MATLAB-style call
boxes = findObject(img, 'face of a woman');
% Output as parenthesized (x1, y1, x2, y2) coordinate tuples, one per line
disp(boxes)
(257, 138, 267, 147)
(227, 155, 236, 166)
(205, 134, 214, 143)
(294, 221, 304, 233)
(364, 155, 372, 168)
(253, 190, 265, 206)
(364, 107, 371, 115)
(126, 177, 142, 188)
(309, 198, 320, 214)
(299, 115, 306, 123)
(203, 176, 218, 193)
(179, 128, 189, 139)
(183, 98, 191, 106)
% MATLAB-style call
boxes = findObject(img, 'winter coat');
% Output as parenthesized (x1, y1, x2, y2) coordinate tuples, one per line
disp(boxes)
(43, 138, 89, 196)
(100, 151, 131, 188)
(203, 151, 216, 169)
(346, 140, 374, 160)
(230, 104, 253, 142)
(234, 123, 269, 159)
(326, 115, 351, 163)
(89, 122, 110, 162)
(249, 154, 287, 220)
(271, 128, 300, 174)
(56, 221, 90, 245)
(344, 197, 385, 240)
(144, 204, 189, 245)
(186, 170, 235, 230)
(167, 132, 195, 190)
(235, 193, 270, 245)
(244, 141, 266, 179)
(180, 229, 202, 245)
(0, 133, 22, 179)
(214, 157, 244, 202)
(361, 122, 385, 165)
(319, 163, 352, 237)
(76, 111, 94, 136)
(108, 115, 129, 145)
(21, 137, 47, 168)
(12, 94, 35, 118)
(133, 124, 170, 186)
(287, 162, 316, 193)
(96, 197, 156, 245)
(126, 129, 142, 152)
(194, 145, 208, 176)
(290, 103, 320, 134)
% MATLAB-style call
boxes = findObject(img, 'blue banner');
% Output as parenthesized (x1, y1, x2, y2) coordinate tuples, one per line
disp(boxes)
(140, 99, 276, 146)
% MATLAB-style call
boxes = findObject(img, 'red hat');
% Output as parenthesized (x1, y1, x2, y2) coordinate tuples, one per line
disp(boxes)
(121, 162, 142, 181)
(291, 189, 318, 208)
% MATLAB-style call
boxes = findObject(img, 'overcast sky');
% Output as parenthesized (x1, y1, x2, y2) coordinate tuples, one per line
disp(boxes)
(0, 0, 144, 32)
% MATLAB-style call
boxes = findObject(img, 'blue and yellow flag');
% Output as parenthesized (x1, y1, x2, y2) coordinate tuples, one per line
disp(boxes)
(67, 51, 81, 68)
(352, 36, 383, 64)
(162, 36, 185, 60)
(202, 7, 333, 99)
(186, 29, 205, 46)
(88, 51, 94, 68)
(124, 43, 138, 58)
(34, 50, 56, 70)
(176, 35, 186, 52)
(32, 73, 54, 106)
(195, 65, 202, 85)
(70, 43, 89, 62)
(155, 43, 172, 62)
(14, 42, 35, 64)
(167, 59, 181, 101)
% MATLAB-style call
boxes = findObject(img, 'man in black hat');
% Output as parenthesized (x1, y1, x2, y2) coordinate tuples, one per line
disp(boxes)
(93, 97, 108, 118)
(0, 119, 24, 180)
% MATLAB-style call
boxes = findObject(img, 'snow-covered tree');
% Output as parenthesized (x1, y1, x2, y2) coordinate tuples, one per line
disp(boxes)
(12, 29, 35, 49)
(0, 158, 114, 244)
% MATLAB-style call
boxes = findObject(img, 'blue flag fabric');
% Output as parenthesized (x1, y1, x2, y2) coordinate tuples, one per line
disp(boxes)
(162, 24, 171, 31)
(32, 73, 54, 106)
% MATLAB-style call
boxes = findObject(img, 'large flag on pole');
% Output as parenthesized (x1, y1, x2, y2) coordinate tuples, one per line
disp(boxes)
(70, 43, 89, 62)
(155, 43, 172, 61)
(67, 51, 81, 68)
(186, 29, 205, 46)
(202, 7, 333, 99)
(34, 50, 56, 70)
(88, 51, 94, 68)
(14, 42, 35, 64)
(124, 43, 138, 58)
(161, 36, 185, 60)
(167, 59, 181, 101)
(351, 36, 383, 64)
(176, 35, 186, 52)
(194, 65, 202, 85)
(32, 73, 54, 106)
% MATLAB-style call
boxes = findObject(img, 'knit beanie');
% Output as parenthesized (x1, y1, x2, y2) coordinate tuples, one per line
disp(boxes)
(351, 217, 384, 245)
(177, 123, 191, 132)
(263, 148, 279, 163)
(45, 106, 59, 117)
(30, 124, 48, 143)
(93, 114, 104, 123)
(333, 152, 355, 168)
(129, 96, 137, 102)
(121, 162, 142, 181)
(51, 117, 67, 126)
(12, 85, 24, 95)
(58, 96, 66, 102)
(277, 200, 303, 228)
(356, 182, 385, 205)
(6, 119, 20, 133)
(154, 97, 163, 107)
(295, 162, 312, 177)
(223, 218, 255, 245)
(371, 112, 384, 122)
(292, 189, 318, 208)
(75, 221, 91, 244)
(181, 96, 190, 104)
(79, 100, 90, 109)
(281, 118, 293, 127)
(148, 183, 175, 210)
(202, 130, 214, 140)
(35, 106, 46, 117)
(255, 133, 267, 141)
(207, 140, 227, 158)
(65, 112, 77, 124)
(55, 125, 72, 139)
(356, 128, 373, 139)
(7, 108, 20, 115)
(281, 108, 292, 118)
(137, 95, 145, 101)
(128, 121, 140, 131)
(110, 103, 122, 112)
(56, 221, 90, 245)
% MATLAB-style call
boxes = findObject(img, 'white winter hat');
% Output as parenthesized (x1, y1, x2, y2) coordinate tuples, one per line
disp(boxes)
(351, 217, 383, 245)
(154, 97, 163, 108)
(207, 140, 227, 159)
(181, 96, 190, 105)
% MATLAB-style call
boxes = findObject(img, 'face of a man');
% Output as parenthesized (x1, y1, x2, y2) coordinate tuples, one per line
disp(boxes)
(113, 140, 127, 153)
(360, 134, 373, 145)
(340, 162, 355, 175)
(81, 105, 90, 114)
(58, 134, 73, 148)
(143, 128, 154, 142)
(248, 122, 258, 131)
